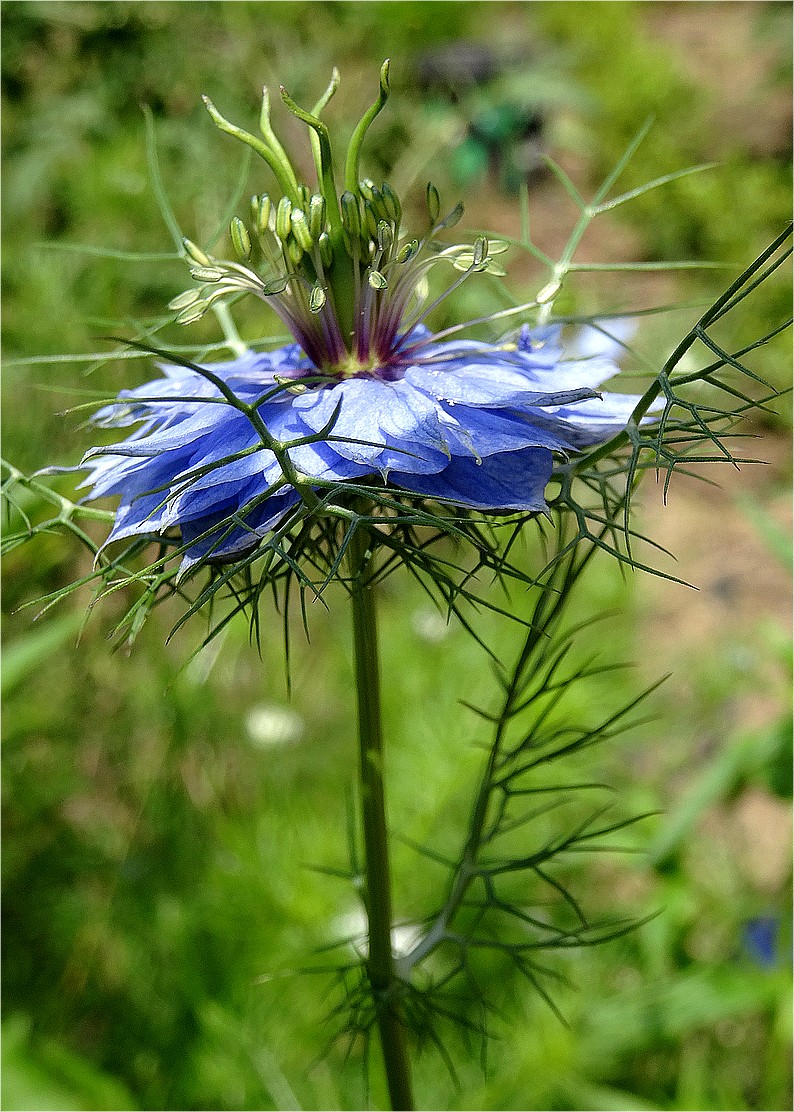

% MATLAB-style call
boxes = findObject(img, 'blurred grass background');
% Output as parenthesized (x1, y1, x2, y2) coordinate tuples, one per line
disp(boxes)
(1, 2, 792, 1109)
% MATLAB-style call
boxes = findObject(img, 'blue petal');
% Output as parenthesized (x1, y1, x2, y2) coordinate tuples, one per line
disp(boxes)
(83, 322, 653, 553)
(438, 405, 576, 457)
(79, 450, 183, 501)
(520, 355, 621, 393)
(95, 405, 255, 457)
(178, 488, 300, 572)
(161, 476, 266, 527)
(266, 406, 370, 481)
(404, 353, 598, 409)
(564, 319, 635, 361)
(104, 491, 171, 544)
(168, 446, 277, 497)
(528, 392, 654, 448)
(743, 915, 779, 968)
(292, 377, 450, 474)
(392, 446, 553, 512)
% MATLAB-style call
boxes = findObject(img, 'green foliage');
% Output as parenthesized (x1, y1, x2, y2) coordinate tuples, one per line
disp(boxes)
(533, 0, 792, 413)
(2, 4, 791, 1111)
(2, 1015, 137, 1111)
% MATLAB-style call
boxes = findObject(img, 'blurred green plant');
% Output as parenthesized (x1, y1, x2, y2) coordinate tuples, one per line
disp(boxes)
(1, 1015, 137, 1111)
(2, 4, 791, 1111)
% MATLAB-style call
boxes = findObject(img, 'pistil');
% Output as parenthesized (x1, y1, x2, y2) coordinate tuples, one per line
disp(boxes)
(169, 62, 506, 383)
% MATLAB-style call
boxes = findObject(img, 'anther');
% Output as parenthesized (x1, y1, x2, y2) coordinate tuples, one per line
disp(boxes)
(426, 183, 441, 225)
(168, 289, 202, 312)
(341, 191, 362, 239)
(176, 301, 209, 325)
(309, 194, 326, 240)
(396, 240, 419, 264)
(309, 285, 327, 312)
(230, 217, 252, 261)
(256, 195, 272, 236)
(380, 182, 401, 226)
(190, 266, 225, 282)
(376, 221, 393, 253)
(290, 209, 314, 253)
(261, 276, 290, 296)
(276, 197, 293, 242)
(362, 201, 379, 239)
(183, 238, 212, 266)
(318, 232, 333, 268)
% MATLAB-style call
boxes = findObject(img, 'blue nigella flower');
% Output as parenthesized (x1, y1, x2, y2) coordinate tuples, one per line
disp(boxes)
(80, 322, 642, 572)
(78, 64, 648, 573)
(742, 915, 781, 969)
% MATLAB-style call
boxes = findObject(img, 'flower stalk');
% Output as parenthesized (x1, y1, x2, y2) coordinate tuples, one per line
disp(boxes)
(348, 523, 414, 1111)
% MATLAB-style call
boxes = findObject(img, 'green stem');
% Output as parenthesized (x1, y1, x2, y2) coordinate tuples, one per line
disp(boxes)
(348, 525, 415, 1112)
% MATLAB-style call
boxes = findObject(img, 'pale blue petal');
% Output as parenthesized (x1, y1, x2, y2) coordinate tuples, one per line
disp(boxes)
(292, 377, 450, 474)
(404, 357, 597, 408)
(438, 405, 576, 456)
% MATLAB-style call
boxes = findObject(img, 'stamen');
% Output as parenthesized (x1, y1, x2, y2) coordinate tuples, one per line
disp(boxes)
(177, 68, 497, 383)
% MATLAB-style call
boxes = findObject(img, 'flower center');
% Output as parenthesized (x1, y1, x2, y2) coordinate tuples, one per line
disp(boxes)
(170, 62, 506, 379)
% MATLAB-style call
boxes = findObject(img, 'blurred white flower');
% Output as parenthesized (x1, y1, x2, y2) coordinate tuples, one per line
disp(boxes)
(410, 606, 451, 644)
(245, 704, 305, 749)
(333, 908, 424, 958)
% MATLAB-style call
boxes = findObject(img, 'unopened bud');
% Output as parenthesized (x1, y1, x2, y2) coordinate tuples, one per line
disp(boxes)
(367, 269, 388, 290)
(287, 237, 304, 266)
